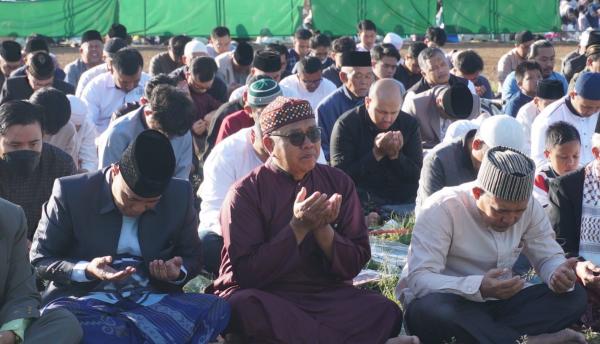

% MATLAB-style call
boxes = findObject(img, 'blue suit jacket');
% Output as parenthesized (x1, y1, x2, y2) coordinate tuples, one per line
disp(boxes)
(30, 169, 201, 304)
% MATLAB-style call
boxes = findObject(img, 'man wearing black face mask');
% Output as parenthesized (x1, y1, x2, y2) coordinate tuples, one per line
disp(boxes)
(0, 100, 75, 241)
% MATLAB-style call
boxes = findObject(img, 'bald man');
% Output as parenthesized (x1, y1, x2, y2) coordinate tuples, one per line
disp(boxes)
(330, 79, 423, 221)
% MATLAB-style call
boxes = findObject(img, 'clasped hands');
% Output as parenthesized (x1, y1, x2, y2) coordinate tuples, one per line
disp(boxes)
(373, 131, 403, 161)
(290, 187, 342, 241)
(85, 256, 183, 282)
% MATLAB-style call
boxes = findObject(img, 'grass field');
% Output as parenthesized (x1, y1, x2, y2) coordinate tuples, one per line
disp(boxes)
(51, 41, 579, 90)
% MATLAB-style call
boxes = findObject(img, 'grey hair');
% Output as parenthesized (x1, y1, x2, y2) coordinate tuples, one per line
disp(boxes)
(417, 47, 446, 71)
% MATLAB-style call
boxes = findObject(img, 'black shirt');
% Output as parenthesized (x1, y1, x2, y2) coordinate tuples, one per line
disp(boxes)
(407, 74, 468, 95)
(322, 65, 342, 88)
(394, 63, 422, 91)
(330, 105, 423, 204)
(0, 76, 75, 104)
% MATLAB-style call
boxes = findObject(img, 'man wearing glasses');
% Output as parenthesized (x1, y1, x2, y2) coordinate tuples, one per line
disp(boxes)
(331, 79, 423, 222)
(279, 56, 336, 111)
(209, 96, 418, 344)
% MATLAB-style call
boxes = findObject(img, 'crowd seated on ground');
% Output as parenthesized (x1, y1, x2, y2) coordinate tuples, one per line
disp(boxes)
(3, 20, 600, 343)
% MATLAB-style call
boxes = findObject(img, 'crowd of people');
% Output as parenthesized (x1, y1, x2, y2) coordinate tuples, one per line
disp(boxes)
(0, 18, 600, 343)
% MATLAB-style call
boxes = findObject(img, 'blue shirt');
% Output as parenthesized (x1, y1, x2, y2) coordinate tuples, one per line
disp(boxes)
(502, 71, 568, 101)
(316, 86, 364, 160)
(504, 91, 533, 117)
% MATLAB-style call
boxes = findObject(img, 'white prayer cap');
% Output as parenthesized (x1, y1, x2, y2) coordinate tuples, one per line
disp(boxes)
(67, 94, 88, 127)
(477, 115, 526, 153)
(383, 33, 403, 51)
(184, 40, 208, 58)
(443, 119, 479, 143)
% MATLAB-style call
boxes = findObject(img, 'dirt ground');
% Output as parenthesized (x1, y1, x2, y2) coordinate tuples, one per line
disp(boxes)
(51, 42, 579, 89)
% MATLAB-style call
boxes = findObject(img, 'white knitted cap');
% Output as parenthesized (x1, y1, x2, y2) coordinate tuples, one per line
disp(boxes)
(477, 115, 526, 153)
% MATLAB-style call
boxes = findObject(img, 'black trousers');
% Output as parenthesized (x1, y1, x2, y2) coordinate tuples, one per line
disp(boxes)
(405, 284, 587, 344)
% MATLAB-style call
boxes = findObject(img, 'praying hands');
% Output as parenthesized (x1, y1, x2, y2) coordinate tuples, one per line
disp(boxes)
(373, 131, 403, 161)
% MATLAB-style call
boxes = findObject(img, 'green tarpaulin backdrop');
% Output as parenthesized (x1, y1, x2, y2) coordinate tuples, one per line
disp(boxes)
(443, 0, 561, 34)
(0, 0, 559, 38)
(311, 0, 437, 36)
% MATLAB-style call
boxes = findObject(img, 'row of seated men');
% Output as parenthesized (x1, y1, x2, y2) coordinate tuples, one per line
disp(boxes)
(1, 21, 600, 343)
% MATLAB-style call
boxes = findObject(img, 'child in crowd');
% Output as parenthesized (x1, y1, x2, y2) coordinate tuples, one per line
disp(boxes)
(533, 121, 581, 207)
(504, 60, 542, 117)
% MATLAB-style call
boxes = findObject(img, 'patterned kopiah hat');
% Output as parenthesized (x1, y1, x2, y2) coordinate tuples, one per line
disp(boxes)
(477, 146, 535, 202)
(259, 96, 314, 135)
(247, 78, 282, 106)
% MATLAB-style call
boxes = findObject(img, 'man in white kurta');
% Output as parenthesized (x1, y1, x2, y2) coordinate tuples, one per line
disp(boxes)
(397, 146, 587, 344)
(530, 72, 600, 168)
(279, 56, 337, 111)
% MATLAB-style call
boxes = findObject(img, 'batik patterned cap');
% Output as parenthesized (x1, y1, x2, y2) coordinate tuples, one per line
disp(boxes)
(477, 146, 535, 202)
(259, 96, 314, 135)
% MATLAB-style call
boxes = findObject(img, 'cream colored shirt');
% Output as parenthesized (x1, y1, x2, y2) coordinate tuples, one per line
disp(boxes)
(497, 48, 526, 85)
(396, 181, 566, 306)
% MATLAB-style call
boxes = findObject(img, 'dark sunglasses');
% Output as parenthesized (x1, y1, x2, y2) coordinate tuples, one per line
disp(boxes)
(271, 127, 322, 147)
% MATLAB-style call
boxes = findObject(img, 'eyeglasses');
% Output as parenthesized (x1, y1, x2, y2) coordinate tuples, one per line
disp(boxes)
(270, 127, 322, 147)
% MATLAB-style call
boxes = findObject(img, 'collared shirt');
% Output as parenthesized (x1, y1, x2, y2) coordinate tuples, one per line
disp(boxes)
(316, 86, 365, 160)
(502, 71, 568, 101)
(75, 63, 108, 97)
(80, 71, 150, 134)
(515, 100, 539, 156)
(279, 74, 337, 110)
(64, 58, 89, 87)
(530, 96, 598, 168)
(149, 52, 182, 76)
(397, 182, 567, 306)
(0, 144, 75, 239)
(504, 91, 533, 117)
(97, 106, 192, 180)
(216, 52, 248, 87)
(415, 130, 478, 214)
(497, 48, 527, 85)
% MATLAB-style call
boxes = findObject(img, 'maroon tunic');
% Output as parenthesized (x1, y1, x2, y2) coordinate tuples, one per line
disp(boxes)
(210, 160, 402, 343)
(215, 109, 254, 144)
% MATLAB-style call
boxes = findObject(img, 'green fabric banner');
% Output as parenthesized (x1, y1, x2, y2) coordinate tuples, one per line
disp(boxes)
(117, 0, 304, 38)
(311, 0, 437, 36)
(443, 0, 560, 34)
(0, 0, 117, 38)
(117, 0, 219, 37)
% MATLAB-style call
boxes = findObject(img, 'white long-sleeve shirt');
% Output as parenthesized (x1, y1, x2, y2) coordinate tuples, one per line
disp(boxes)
(73, 117, 98, 172)
(279, 74, 337, 111)
(530, 96, 598, 168)
(396, 182, 566, 307)
(80, 72, 150, 134)
(515, 100, 539, 156)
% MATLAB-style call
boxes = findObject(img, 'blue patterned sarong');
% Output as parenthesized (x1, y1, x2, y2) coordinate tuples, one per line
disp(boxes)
(44, 293, 230, 344)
